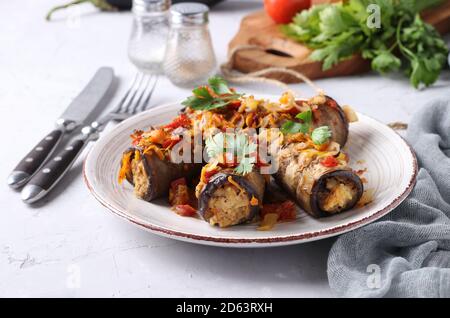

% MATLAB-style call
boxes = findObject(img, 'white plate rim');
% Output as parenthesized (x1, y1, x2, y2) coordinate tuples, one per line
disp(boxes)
(83, 101, 418, 247)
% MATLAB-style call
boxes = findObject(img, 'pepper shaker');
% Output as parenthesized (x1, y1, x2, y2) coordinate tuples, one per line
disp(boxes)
(128, 0, 171, 74)
(163, 3, 217, 87)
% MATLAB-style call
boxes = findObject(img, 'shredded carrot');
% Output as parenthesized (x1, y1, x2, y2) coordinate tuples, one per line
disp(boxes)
(227, 176, 244, 193)
(250, 196, 259, 206)
(118, 151, 133, 184)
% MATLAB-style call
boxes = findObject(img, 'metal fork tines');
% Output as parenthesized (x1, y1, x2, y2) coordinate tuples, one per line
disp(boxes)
(107, 73, 158, 123)
(21, 72, 158, 204)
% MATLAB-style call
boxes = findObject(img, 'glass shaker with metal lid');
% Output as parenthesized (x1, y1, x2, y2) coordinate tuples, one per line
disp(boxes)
(163, 3, 217, 87)
(128, 0, 171, 74)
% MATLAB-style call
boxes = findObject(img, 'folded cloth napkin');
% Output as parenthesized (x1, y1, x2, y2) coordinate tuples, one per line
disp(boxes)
(327, 98, 450, 298)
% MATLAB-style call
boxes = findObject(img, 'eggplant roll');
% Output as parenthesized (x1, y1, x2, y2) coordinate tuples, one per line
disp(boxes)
(198, 170, 265, 228)
(275, 144, 363, 218)
(120, 148, 200, 201)
(309, 95, 349, 147)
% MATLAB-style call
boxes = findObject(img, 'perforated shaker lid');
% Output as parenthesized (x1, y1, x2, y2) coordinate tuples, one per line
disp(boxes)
(170, 2, 209, 25)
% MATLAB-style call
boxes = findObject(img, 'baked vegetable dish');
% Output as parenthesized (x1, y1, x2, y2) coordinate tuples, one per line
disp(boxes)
(118, 77, 364, 230)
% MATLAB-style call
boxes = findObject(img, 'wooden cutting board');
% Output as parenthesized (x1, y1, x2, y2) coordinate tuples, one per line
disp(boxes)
(228, 1, 450, 83)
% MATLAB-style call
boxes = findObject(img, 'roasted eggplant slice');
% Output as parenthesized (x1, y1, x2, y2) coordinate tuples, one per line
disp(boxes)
(120, 148, 201, 201)
(198, 170, 265, 227)
(275, 144, 363, 218)
(308, 95, 349, 147)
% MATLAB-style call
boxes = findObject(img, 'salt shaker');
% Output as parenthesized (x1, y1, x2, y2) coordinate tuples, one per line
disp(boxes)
(163, 3, 217, 87)
(128, 0, 171, 74)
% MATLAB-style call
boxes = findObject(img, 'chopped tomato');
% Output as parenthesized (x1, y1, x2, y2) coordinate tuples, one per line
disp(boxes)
(278, 201, 297, 221)
(202, 168, 219, 183)
(131, 130, 143, 146)
(164, 114, 191, 129)
(227, 100, 242, 110)
(321, 155, 339, 168)
(261, 200, 297, 221)
(171, 177, 186, 188)
(173, 205, 197, 217)
(287, 107, 301, 116)
(169, 178, 190, 206)
(162, 136, 181, 149)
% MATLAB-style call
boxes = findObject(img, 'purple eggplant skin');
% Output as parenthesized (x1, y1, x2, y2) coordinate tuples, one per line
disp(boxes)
(311, 95, 349, 147)
(198, 171, 265, 226)
(121, 148, 201, 202)
(310, 170, 364, 218)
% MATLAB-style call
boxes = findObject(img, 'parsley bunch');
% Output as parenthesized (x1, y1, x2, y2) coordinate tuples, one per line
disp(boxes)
(181, 77, 242, 111)
(282, 0, 449, 88)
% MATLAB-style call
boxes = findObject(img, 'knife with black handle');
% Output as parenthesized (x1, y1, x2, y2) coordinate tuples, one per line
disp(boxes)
(7, 67, 114, 189)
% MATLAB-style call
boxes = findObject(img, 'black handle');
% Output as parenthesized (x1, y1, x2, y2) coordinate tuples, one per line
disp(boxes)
(9, 129, 64, 188)
(27, 138, 86, 191)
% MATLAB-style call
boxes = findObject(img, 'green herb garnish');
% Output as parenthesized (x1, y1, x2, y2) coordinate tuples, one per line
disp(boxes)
(311, 126, 332, 145)
(282, 0, 448, 88)
(205, 132, 257, 175)
(181, 77, 242, 111)
(281, 109, 312, 134)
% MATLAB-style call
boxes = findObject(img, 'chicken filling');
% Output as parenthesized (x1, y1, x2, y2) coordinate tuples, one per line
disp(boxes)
(318, 177, 358, 213)
(131, 159, 150, 199)
(205, 184, 251, 228)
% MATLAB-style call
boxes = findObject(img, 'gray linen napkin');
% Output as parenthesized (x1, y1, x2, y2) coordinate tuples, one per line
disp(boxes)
(327, 98, 450, 298)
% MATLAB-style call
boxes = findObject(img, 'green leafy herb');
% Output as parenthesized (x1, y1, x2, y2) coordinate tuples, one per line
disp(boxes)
(181, 77, 242, 111)
(281, 109, 313, 134)
(282, 0, 448, 88)
(208, 76, 233, 95)
(205, 132, 257, 175)
(311, 126, 332, 145)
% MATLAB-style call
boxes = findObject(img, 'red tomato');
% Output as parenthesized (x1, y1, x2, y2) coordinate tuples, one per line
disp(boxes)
(227, 100, 242, 110)
(170, 177, 186, 189)
(162, 136, 181, 149)
(173, 205, 197, 217)
(261, 200, 297, 221)
(203, 168, 219, 183)
(164, 114, 190, 129)
(321, 155, 339, 168)
(264, 0, 311, 24)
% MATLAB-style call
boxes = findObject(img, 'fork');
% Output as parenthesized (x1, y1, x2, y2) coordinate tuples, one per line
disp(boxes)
(21, 73, 158, 204)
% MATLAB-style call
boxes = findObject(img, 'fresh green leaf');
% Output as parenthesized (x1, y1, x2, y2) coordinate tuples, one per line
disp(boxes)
(281, 0, 448, 88)
(311, 126, 332, 145)
(181, 77, 242, 111)
(295, 109, 312, 123)
(281, 121, 309, 134)
(371, 50, 401, 73)
(208, 76, 232, 95)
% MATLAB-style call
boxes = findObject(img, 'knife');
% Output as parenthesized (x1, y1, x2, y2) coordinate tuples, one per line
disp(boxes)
(7, 67, 114, 189)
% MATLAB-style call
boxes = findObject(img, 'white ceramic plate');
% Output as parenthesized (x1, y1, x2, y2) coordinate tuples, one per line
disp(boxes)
(83, 100, 418, 247)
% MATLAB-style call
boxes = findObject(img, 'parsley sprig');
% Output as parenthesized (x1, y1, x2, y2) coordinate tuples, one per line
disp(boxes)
(281, 109, 332, 145)
(282, 0, 448, 88)
(281, 109, 312, 134)
(205, 132, 257, 175)
(181, 77, 242, 111)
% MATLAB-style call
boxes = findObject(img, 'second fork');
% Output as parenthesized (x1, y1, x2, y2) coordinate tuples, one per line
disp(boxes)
(21, 73, 158, 204)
